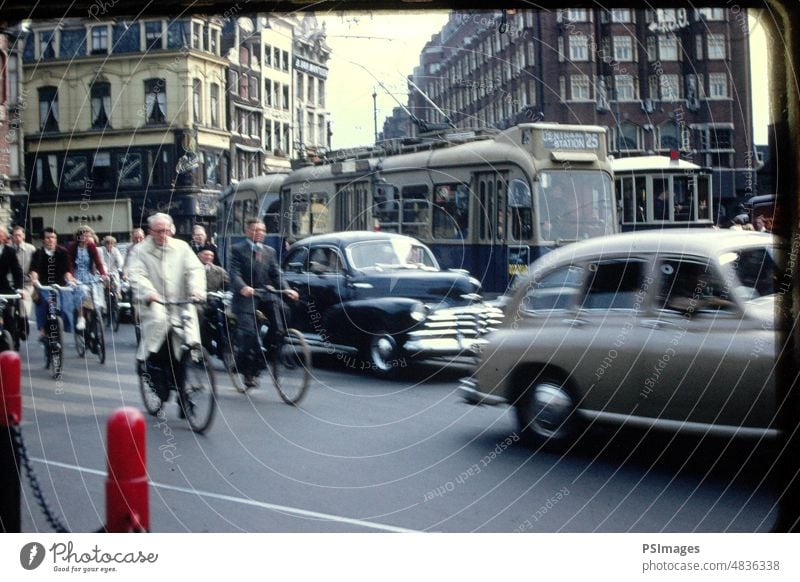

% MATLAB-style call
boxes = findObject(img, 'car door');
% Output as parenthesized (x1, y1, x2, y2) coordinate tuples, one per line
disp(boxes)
(306, 245, 348, 332)
(282, 246, 311, 332)
(635, 254, 775, 430)
(565, 257, 655, 415)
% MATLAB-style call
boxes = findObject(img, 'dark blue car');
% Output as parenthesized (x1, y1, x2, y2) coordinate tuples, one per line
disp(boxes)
(281, 231, 503, 375)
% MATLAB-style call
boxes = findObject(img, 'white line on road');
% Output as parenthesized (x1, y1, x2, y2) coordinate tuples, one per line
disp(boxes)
(31, 457, 420, 534)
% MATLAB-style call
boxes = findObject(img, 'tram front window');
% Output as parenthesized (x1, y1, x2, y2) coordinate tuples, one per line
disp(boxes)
(537, 171, 614, 242)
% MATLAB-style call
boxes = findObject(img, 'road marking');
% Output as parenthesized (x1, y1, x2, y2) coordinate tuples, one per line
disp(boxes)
(31, 457, 420, 533)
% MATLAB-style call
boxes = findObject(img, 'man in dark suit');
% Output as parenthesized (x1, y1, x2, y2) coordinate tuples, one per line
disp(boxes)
(228, 218, 298, 387)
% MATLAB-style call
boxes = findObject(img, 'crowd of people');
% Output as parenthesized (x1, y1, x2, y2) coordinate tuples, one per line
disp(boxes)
(1, 216, 296, 392)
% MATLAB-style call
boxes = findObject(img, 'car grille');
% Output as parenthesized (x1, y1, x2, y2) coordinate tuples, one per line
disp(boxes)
(405, 303, 504, 353)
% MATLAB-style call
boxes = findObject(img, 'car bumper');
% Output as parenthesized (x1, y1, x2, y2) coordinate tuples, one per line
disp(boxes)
(457, 376, 507, 406)
(403, 336, 489, 356)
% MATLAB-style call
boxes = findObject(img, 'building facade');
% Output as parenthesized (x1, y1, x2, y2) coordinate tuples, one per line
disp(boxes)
(21, 16, 229, 239)
(291, 14, 331, 159)
(0, 24, 26, 229)
(407, 8, 755, 220)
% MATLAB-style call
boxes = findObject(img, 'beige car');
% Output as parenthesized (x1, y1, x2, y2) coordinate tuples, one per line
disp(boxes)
(460, 230, 782, 446)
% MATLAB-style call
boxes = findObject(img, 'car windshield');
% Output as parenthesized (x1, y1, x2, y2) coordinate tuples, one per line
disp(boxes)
(720, 244, 782, 299)
(347, 239, 439, 271)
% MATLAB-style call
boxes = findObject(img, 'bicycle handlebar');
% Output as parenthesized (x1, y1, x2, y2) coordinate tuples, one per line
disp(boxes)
(36, 283, 76, 292)
(150, 297, 203, 306)
(0, 293, 22, 300)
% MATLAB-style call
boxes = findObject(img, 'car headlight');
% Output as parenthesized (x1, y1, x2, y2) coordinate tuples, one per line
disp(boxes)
(410, 302, 427, 322)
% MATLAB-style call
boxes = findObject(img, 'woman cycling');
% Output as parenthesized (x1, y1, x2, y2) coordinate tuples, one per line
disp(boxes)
(67, 226, 108, 330)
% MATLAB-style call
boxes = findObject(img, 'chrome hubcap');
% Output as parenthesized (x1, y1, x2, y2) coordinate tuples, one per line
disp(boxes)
(530, 383, 573, 439)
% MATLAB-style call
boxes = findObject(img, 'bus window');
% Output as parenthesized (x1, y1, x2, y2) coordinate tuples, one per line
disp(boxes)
(496, 178, 506, 241)
(401, 185, 430, 238)
(264, 199, 281, 233)
(433, 184, 470, 239)
(233, 199, 244, 234)
(508, 179, 532, 241)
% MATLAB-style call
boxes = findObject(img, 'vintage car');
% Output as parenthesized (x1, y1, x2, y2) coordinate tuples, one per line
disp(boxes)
(459, 229, 782, 446)
(281, 231, 503, 374)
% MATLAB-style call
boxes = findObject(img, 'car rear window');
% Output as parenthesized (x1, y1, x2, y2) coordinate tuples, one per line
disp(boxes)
(582, 260, 648, 309)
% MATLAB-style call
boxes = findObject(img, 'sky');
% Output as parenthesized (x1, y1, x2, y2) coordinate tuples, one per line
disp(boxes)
(316, 10, 771, 149)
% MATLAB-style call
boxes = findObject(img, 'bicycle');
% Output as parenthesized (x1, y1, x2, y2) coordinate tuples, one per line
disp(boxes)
(203, 290, 241, 390)
(229, 285, 311, 405)
(74, 276, 106, 364)
(0, 292, 23, 352)
(137, 298, 217, 434)
(104, 272, 122, 332)
(35, 284, 74, 380)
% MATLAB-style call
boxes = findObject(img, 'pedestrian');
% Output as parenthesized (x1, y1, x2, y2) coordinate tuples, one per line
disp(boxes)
(122, 227, 145, 279)
(190, 225, 220, 265)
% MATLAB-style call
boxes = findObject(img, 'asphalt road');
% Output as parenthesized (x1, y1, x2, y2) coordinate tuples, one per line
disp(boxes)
(14, 320, 780, 533)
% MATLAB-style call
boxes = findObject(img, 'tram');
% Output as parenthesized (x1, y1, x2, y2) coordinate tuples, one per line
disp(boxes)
(278, 123, 617, 292)
(612, 153, 713, 231)
(216, 173, 287, 265)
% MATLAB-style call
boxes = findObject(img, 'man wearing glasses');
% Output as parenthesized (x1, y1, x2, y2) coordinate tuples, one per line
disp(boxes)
(228, 218, 298, 388)
(127, 213, 206, 378)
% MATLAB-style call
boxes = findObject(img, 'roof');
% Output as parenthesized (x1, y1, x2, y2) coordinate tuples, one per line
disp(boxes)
(291, 230, 422, 247)
(611, 155, 703, 172)
(533, 230, 776, 272)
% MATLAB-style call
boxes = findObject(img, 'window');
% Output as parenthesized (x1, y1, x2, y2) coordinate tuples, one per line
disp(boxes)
(264, 44, 272, 66)
(148, 149, 171, 186)
(318, 79, 325, 107)
(708, 73, 728, 98)
(520, 266, 584, 312)
(8, 56, 18, 103)
(583, 260, 646, 310)
(616, 122, 639, 151)
(92, 151, 112, 190)
(282, 85, 289, 110)
(210, 84, 219, 127)
(707, 34, 726, 59)
(249, 76, 258, 101)
(90, 82, 111, 128)
(660, 74, 681, 100)
(646, 36, 657, 61)
(91, 26, 109, 54)
(192, 78, 201, 124)
(296, 74, 304, 101)
(613, 36, 633, 61)
(265, 122, 272, 150)
(656, 259, 733, 313)
(658, 122, 681, 150)
(695, 34, 704, 60)
(696, 8, 725, 21)
(265, 79, 272, 106)
(570, 74, 591, 100)
(38, 86, 59, 132)
(709, 127, 733, 149)
(39, 30, 56, 59)
(433, 184, 470, 239)
(281, 50, 289, 71)
(566, 8, 588, 22)
(34, 155, 59, 192)
(192, 22, 202, 49)
(144, 79, 166, 124)
(118, 153, 143, 187)
(239, 46, 250, 67)
(145, 21, 163, 50)
(611, 8, 632, 22)
(239, 73, 248, 98)
(614, 74, 636, 101)
(658, 34, 679, 61)
(273, 47, 280, 69)
(569, 35, 588, 61)
(400, 185, 431, 238)
(307, 77, 315, 104)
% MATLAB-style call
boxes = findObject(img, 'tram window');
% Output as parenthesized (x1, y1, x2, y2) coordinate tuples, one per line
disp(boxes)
(233, 200, 243, 234)
(496, 178, 506, 241)
(508, 179, 532, 241)
(243, 198, 255, 222)
(653, 177, 670, 221)
(264, 199, 281, 234)
(310, 193, 330, 233)
(373, 184, 400, 231)
(433, 184, 469, 239)
(400, 185, 430, 238)
(292, 195, 310, 236)
(697, 175, 712, 220)
(673, 176, 695, 222)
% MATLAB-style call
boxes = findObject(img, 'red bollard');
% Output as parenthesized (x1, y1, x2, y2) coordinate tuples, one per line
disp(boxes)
(105, 407, 149, 532)
(0, 351, 22, 532)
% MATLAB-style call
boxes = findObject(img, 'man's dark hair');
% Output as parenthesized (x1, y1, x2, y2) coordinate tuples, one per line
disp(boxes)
(245, 218, 265, 230)
(42, 227, 57, 238)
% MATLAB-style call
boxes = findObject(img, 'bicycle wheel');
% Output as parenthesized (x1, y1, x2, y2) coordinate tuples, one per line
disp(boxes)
(270, 328, 311, 406)
(94, 315, 106, 364)
(180, 346, 217, 434)
(138, 364, 164, 416)
(50, 318, 64, 380)
(223, 345, 248, 393)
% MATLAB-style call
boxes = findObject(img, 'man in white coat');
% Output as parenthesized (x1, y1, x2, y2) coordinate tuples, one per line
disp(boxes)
(127, 213, 206, 367)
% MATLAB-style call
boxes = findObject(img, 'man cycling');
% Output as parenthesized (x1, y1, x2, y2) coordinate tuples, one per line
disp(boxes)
(228, 218, 298, 387)
(127, 213, 205, 394)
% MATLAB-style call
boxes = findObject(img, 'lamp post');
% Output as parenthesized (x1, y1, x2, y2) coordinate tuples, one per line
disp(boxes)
(373, 89, 378, 145)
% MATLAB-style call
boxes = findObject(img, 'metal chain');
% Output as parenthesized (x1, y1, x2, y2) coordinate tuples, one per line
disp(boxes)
(11, 424, 70, 533)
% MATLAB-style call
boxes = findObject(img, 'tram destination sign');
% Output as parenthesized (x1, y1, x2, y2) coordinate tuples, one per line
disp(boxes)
(542, 129, 600, 151)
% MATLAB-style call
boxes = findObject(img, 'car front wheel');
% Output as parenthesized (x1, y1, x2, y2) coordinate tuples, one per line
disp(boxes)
(363, 331, 400, 376)
(515, 375, 577, 447)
